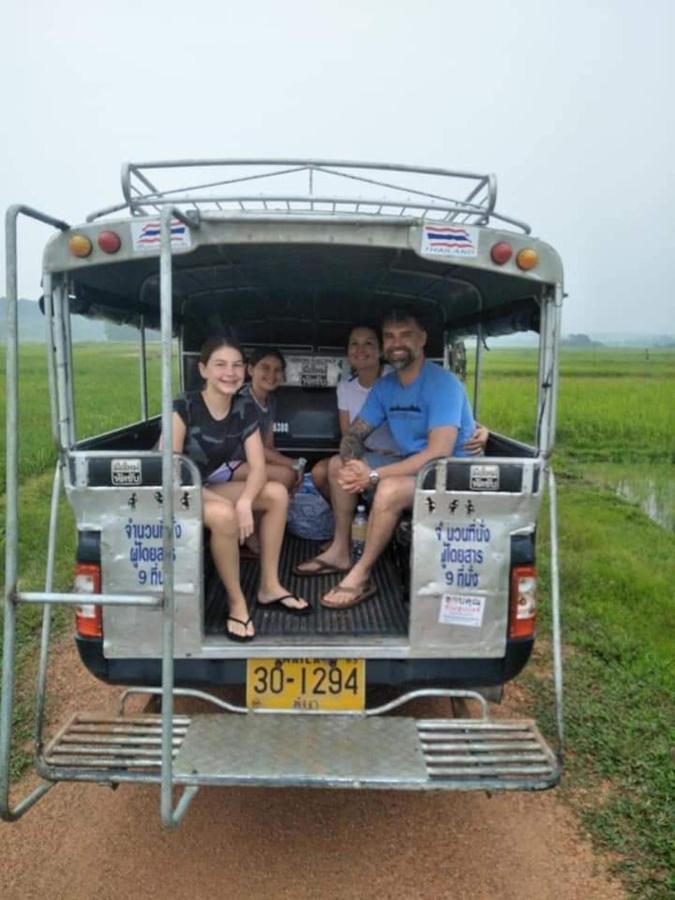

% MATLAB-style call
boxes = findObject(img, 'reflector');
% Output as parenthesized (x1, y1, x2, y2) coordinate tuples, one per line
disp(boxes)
(509, 565, 537, 639)
(68, 234, 93, 258)
(74, 563, 103, 638)
(97, 230, 121, 253)
(516, 248, 539, 270)
(490, 241, 513, 265)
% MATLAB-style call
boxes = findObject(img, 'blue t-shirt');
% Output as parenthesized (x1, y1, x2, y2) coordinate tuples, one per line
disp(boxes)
(359, 361, 475, 458)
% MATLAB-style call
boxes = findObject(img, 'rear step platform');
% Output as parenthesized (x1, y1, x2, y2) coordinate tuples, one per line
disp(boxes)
(45, 713, 560, 791)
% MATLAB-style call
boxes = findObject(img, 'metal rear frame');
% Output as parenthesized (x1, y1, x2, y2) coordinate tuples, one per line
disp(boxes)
(2, 169, 564, 827)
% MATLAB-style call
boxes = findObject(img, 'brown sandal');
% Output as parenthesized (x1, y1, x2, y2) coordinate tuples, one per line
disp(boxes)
(321, 581, 376, 609)
(293, 558, 350, 577)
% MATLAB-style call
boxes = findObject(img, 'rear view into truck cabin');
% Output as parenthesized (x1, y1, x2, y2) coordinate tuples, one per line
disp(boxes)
(2, 161, 564, 827)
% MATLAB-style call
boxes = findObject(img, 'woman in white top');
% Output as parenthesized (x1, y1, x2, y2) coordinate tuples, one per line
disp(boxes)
(311, 325, 399, 497)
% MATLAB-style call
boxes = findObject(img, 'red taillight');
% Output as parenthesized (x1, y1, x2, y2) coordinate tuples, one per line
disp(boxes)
(74, 563, 103, 638)
(97, 230, 121, 254)
(490, 241, 513, 265)
(509, 565, 537, 639)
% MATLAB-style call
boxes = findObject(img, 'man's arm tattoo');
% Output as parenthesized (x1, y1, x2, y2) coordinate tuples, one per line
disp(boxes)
(339, 417, 375, 461)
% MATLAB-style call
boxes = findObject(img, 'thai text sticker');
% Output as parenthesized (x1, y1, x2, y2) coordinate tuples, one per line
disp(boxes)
(439, 593, 485, 628)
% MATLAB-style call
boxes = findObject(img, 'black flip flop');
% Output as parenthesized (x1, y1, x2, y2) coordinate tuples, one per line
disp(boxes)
(225, 615, 255, 642)
(257, 594, 312, 617)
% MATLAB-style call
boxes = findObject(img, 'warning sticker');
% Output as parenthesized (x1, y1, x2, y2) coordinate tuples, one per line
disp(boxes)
(420, 224, 478, 258)
(131, 218, 192, 252)
(439, 593, 485, 628)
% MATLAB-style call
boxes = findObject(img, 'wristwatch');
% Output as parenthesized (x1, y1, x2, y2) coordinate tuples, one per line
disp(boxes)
(368, 469, 380, 486)
(292, 457, 307, 473)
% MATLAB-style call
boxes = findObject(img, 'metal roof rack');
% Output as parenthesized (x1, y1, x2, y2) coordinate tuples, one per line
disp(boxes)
(85, 159, 531, 233)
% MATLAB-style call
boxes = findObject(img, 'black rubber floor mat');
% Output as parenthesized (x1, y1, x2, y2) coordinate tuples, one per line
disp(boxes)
(205, 535, 408, 637)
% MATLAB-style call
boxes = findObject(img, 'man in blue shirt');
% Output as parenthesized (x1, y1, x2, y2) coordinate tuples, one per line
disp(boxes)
(295, 308, 481, 609)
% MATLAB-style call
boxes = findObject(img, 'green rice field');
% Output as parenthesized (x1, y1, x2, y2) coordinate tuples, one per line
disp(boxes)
(1, 341, 674, 897)
(1, 343, 673, 487)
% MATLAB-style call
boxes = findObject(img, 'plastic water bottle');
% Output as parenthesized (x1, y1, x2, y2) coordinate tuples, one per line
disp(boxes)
(351, 504, 368, 563)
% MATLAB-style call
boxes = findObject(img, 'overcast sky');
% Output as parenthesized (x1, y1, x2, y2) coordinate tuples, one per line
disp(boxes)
(1, 0, 673, 334)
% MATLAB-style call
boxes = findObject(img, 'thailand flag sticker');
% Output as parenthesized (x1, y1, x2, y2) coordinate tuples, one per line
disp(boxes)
(131, 218, 192, 252)
(421, 223, 478, 258)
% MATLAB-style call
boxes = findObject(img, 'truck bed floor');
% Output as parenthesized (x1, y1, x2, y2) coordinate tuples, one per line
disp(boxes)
(204, 534, 408, 637)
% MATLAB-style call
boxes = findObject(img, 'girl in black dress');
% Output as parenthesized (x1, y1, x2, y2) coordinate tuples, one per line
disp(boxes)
(167, 336, 309, 641)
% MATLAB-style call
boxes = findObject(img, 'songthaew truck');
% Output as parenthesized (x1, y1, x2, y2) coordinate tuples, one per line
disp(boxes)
(2, 160, 565, 827)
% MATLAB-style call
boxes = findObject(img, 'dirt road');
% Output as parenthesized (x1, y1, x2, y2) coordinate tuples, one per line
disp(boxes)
(1, 639, 624, 900)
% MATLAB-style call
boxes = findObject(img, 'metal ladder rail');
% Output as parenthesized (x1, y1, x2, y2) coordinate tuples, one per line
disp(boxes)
(547, 468, 565, 760)
(540, 287, 565, 761)
(1, 205, 69, 821)
(158, 206, 201, 827)
(0, 207, 163, 822)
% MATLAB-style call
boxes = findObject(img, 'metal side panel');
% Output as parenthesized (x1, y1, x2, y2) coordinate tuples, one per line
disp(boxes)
(410, 458, 543, 659)
(66, 483, 204, 657)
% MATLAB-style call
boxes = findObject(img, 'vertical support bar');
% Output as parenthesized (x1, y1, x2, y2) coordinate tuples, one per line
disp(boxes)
(159, 208, 177, 827)
(42, 275, 60, 446)
(535, 300, 546, 449)
(139, 315, 148, 420)
(33, 463, 62, 750)
(547, 288, 563, 451)
(472, 325, 482, 419)
(547, 468, 565, 759)
(537, 287, 562, 456)
(1, 208, 21, 816)
(52, 282, 73, 451)
(63, 289, 77, 444)
(178, 328, 185, 393)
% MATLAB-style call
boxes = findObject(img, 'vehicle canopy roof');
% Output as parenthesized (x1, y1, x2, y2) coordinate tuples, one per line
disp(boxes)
(44, 160, 563, 353)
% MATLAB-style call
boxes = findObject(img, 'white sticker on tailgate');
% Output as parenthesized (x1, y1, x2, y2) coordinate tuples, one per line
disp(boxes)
(439, 593, 485, 627)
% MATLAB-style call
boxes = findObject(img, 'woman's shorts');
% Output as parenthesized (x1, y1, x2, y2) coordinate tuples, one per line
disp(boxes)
(206, 460, 243, 484)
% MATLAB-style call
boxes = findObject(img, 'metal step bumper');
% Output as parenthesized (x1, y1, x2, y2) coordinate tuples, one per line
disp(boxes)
(45, 712, 560, 792)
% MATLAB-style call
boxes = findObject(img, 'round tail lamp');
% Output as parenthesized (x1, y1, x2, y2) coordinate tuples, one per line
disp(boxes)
(68, 235, 93, 258)
(516, 248, 539, 271)
(490, 241, 513, 265)
(97, 230, 121, 254)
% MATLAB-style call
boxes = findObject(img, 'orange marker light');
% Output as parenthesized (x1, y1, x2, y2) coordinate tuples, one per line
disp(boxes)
(68, 234, 93, 258)
(516, 248, 539, 271)
(97, 230, 121, 254)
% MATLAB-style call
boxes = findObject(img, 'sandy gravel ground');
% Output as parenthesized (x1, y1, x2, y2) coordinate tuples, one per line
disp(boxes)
(1, 638, 625, 900)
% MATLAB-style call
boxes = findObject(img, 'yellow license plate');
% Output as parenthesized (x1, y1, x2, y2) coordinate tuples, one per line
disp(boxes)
(246, 658, 365, 711)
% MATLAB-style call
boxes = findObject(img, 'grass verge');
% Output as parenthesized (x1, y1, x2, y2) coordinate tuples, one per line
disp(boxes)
(0, 471, 75, 778)
(530, 472, 675, 899)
